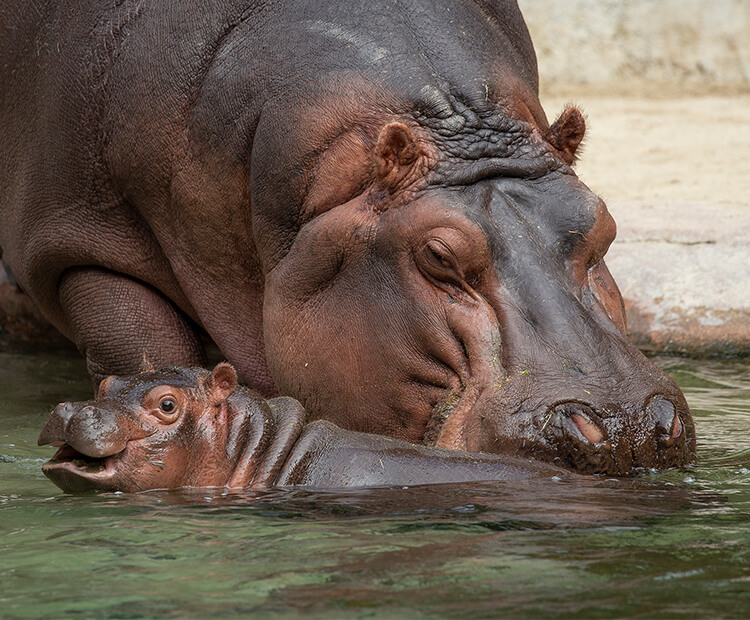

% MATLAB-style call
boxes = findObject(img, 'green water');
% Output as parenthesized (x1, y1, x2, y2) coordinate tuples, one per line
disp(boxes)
(1, 346, 749, 618)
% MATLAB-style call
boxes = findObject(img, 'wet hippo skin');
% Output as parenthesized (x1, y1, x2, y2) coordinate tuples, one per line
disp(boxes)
(2, 1, 695, 473)
(38, 364, 569, 494)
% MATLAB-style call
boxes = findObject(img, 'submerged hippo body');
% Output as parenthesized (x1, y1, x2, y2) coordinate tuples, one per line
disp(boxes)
(2, 1, 694, 474)
(38, 365, 568, 493)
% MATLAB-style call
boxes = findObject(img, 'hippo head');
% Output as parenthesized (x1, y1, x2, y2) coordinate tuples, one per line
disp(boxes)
(38, 364, 262, 493)
(257, 88, 695, 476)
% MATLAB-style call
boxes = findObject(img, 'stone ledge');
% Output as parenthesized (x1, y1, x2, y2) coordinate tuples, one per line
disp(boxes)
(519, 0, 750, 90)
(606, 201, 750, 356)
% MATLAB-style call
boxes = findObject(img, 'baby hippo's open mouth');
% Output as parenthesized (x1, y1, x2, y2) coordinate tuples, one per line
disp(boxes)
(40, 443, 121, 493)
(44, 444, 114, 475)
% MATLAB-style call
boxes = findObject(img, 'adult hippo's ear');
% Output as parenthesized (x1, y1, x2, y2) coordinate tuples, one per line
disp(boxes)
(374, 122, 422, 191)
(206, 363, 238, 406)
(545, 106, 586, 166)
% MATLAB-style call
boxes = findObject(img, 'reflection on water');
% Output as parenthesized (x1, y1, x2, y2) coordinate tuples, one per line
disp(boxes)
(1, 347, 749, 618)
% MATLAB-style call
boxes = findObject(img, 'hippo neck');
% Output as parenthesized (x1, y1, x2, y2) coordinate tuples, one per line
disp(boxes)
(225, 391, 306, 489)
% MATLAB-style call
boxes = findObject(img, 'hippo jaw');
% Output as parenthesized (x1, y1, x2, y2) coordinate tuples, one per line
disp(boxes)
(37, 399, 141, 492)
(41, 441, 132, 493)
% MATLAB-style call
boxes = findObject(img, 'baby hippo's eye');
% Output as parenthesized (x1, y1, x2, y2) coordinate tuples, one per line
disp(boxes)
(144, 386, 183, 423)
(159, 398, 176, 413)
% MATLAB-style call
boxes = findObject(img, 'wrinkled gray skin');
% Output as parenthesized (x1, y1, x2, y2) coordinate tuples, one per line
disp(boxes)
(38, 365, 569, 494)
(2, 1, 694, 474)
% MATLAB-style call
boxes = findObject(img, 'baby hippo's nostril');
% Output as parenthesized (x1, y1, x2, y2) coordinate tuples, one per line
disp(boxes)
(646, 396, 681, 439)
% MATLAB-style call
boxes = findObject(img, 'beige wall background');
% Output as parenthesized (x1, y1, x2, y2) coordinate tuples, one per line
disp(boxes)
(519, 0, 750, 92)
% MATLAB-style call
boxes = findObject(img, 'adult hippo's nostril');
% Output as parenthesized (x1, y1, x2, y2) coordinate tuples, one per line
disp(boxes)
(536, 402, 615, 474)
(553, 402, 607, 445)
(646, 396, 682, 442)
(524, 392, 693, 475)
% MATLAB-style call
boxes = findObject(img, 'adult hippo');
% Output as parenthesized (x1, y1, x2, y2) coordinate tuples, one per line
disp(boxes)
(1, 1, 694, 474)
(38, 364, 569, 493)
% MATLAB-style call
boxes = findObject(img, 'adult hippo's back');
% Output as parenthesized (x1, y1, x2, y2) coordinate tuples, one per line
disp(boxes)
(0, 1, 695, 474)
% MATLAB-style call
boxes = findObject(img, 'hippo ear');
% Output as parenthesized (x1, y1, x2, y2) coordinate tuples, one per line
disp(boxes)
(206, 363, 238, 406)
(374, 122, 421, 191)
(545, 106, 586, 165)
(97, 375, 116, 399)
(139, 350, 154, 373)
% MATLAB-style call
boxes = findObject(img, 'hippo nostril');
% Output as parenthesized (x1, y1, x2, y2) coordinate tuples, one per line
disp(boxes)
(646, 396, 681, 438)
(570, 412, 605, 444)
(671, 414, 682, 439)
(551, 402, 607, 445)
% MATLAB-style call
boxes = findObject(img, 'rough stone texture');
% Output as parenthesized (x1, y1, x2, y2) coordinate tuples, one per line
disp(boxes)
(519, 0, 750, 90)
(606, 202, 750, 355)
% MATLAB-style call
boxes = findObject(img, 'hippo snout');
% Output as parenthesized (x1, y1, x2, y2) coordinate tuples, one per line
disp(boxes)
(37, 402, 78, 448)
(38, 402, 129, 458)
(541, 394, 694, 475)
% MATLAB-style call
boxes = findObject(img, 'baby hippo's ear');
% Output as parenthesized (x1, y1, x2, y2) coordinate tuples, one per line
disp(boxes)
(139, 350, 155, 372)
(206, 363, 238, 406)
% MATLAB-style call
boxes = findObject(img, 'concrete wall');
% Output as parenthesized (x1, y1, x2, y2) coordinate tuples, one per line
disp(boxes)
(518, 0, 750, 89)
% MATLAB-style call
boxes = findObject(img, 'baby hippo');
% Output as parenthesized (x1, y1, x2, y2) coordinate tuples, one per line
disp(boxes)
(38, 364, 568, 493)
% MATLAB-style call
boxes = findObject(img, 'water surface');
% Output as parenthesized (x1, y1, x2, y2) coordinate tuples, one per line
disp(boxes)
(1, 347, 748, 618)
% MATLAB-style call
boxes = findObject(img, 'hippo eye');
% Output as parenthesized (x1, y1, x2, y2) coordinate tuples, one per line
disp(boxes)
(159, 399, 176, 414)
(425, 239, 455, 269)
(417, 238, 467, 291)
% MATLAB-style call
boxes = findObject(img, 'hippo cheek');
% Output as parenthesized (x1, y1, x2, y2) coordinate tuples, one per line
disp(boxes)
(428, 298, 504, 449)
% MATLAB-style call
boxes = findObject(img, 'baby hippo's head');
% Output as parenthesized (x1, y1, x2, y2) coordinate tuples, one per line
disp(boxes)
(38, 364, 239, 493)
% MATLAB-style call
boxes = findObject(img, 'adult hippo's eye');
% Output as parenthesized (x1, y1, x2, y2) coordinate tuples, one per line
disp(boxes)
(426, 239, 455, 269)
(416, 227, 489, 295)
(419, 238, 463, 287)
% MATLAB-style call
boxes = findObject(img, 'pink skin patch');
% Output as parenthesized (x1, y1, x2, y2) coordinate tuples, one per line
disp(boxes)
(570, 412, 605, 444)
(672, 415, 682, 439)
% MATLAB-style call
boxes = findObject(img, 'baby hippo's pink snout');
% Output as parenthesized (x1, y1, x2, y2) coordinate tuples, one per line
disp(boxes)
(38, 401, 130, 459)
